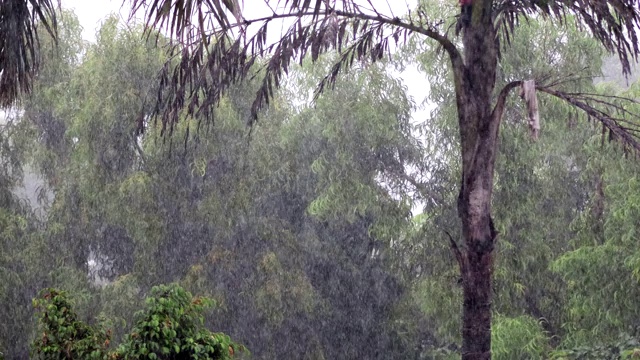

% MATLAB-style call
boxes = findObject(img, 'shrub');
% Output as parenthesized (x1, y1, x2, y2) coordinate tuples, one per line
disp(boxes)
(32, 284, 245, 360)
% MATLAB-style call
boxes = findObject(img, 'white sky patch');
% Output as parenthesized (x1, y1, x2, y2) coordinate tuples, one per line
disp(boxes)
(61, 0, 130, 42)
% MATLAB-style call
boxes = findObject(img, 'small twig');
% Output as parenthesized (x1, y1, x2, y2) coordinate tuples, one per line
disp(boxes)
(444, 230, 464, 270)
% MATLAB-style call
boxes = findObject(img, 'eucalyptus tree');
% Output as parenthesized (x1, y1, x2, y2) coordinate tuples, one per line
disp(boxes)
(549, 80, 640, 351)
(0, 9, 85, 358)
(15, 12, 428, 357)
(128, 0, 640, 358)
(0, 0, 57, 107)
(105, 54, 428, 359)
(0, 112, 41, 359)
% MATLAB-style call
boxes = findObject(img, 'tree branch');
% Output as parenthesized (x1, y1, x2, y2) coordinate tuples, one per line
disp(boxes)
(490, 80, 522, 133)
(537, 86, 640, 153)
(444, 230, 464, 272)
(330, 11, 462, 65)
(395, 170, 443, 205)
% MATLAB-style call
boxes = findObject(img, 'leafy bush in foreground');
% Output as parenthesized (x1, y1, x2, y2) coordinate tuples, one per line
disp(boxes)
(32, 284, 245, 359)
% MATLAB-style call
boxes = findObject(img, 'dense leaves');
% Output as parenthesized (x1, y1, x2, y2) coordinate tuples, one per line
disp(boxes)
(117, 284, 244, 360)
(32, 289, 110, 359)
(2, 10, 429, 359)
(32, 285, 243, 359)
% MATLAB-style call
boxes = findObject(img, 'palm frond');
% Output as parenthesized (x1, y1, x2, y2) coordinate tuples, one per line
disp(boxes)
(131, 0, 640, 140)
(0, 0, 58, 108)
(128, 0, 453, 135)
(495, 0, 640, 75)
(538, 85, 640, 152)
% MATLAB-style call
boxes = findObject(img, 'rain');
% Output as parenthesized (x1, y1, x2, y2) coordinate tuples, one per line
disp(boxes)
(1, 1, 640, 359)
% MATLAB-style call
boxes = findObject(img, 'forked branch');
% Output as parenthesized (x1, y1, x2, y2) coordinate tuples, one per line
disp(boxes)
(491, 80, 523, 130)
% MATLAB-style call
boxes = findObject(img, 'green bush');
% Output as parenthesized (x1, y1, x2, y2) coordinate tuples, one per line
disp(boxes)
(32, 284, 245, 360)
(551, 333, 640, 360)
(491, 315, 549, 360)
(32, 289, 109, 359)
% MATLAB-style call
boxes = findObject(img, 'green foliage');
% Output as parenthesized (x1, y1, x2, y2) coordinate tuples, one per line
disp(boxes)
(551, 334, 640, 359)
(32, 285, 244, 360)
(6, 8, 426, 359)
(116, 284, 245, 360)
(491, 315, 550, 360)
(97, 275, 144, 344)
(32, 289, 110, 359)
(411, 277, 461, 345)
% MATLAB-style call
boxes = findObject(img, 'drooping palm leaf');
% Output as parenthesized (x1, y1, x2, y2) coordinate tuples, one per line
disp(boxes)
(128, 0, 454, 135)
(0, 0, 58, 108)
(495, 0, 640, 75)
(128, 0, 639, 140)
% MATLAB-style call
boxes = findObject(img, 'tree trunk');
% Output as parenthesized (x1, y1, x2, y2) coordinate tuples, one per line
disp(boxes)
(460, 242, 494, 360)
(457, 148, 498, 360)
(453, 0, 500, 358)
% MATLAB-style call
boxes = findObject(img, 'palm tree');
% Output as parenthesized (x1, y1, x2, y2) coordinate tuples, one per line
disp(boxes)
(128, 0, 640, 358)
(0, 0, 57, 108)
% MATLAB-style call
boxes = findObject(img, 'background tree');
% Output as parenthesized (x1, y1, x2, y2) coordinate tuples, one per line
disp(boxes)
(127, 0, 640, 358)
(6, 12, 431, 358)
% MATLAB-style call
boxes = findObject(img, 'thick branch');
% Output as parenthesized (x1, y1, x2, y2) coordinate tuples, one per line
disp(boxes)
(132, 134, 147, 167)
(444, 230, 464, 271)
(491, 80, 522, 122)
(396, 170, 443, 205)
(490, 80, 522, 136)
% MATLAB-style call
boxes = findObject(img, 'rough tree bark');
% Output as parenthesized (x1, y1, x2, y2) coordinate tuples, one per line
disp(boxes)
(452, 1, 500, 358)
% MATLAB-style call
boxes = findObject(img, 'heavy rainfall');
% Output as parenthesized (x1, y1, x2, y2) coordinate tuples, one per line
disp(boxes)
(1, 0, 640, 359)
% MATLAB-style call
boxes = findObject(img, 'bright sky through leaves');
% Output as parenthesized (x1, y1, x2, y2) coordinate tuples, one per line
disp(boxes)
(59, 0, 430, 123)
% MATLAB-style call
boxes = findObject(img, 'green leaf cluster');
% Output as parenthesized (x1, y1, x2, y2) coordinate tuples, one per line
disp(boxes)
(32, 284, 245, 360)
